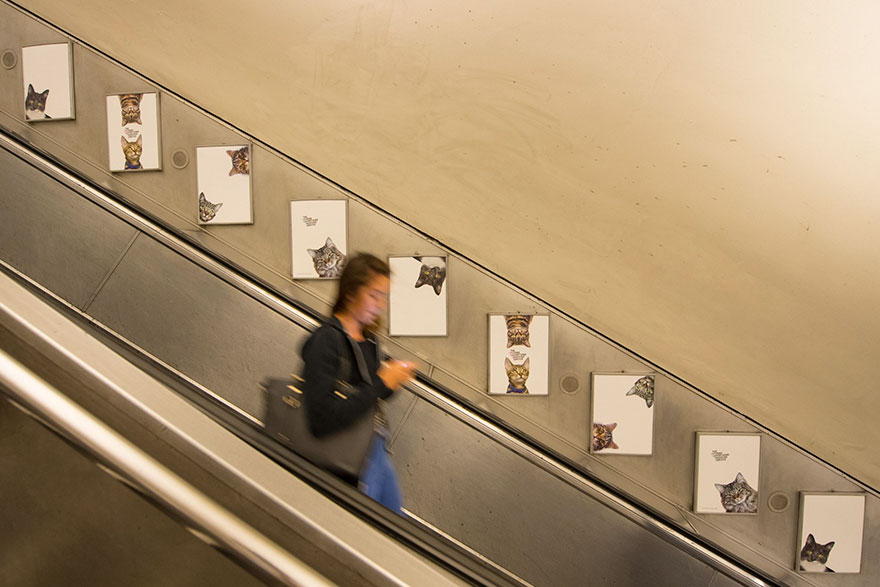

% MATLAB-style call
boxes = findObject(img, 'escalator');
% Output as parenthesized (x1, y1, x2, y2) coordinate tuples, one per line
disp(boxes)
(0, 125, 771, 586)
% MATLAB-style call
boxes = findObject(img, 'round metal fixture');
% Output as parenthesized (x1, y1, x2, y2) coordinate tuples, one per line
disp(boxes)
(1, 50, 17, 70)
(767, 491, 790, 513)
(560, 374, 581, 394)
(171, 149, 189, 169)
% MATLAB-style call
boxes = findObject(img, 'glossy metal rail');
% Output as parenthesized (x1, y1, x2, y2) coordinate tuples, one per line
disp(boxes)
(0, 130, 769, 586)
(0, 349, 332, 587)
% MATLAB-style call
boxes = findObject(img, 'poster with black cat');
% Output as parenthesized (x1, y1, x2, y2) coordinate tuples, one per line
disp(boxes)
(797, 493, 865, 573)
(290, 199, 348, 279)
(694, 432, 761, 514)
(105, 92, 161, 172)
(488, 313, 549, 396)
(590, 373, 656, 455)
(388, 255, 448, 337)
(196, 145, 253, 224)
(21, 42, 75, 121)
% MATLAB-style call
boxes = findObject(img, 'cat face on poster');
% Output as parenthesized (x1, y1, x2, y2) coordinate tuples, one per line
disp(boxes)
(714, 472, 758, 514)
(800, 533, 835, 573)
(226, 146, 249, 176)
(121, 135, 143, 170)
(504, 357, 529, 394)
(626, 375, 655, 408)
(413, 256, 446, 295)
(592, 422, 619, 451)
(119, 93, 143, 125)
(505, 314, 532, 348)
(198, 192, 223, 222)
(308, 237, 346, 278)
(25, 84, 51, 119)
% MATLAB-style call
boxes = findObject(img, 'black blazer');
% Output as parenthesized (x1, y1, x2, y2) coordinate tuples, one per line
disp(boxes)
(300, 316, 392, 437)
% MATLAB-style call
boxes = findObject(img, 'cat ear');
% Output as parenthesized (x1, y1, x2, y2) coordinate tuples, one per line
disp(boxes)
(325, 237, 335, 248)
(199, 192, 206, 203)
(806, 534, 816, 545)
(715, 483, 726, 493)
(214, 202, 223, 211)
(28, 83, 35, 93)
(504, 357, 513, 369)
(226, 150, 237, 157)
(120, 135, 127, 148)
(40, 88, 49, 98)
(608, 441, 618, 449)
(735, 472, 746, 483)
(523, 357, 530, 369)
(606, 422, 617, 431)
(307, 248, 318, 259)
(626, 386, 636, 396)
(645, 397, 654, 408)
(136, 134, 143, 146)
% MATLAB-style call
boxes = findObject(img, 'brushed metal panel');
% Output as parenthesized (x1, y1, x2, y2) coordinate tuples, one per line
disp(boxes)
(0, 146, 138, 308)
(0, 399, 263, 587)
(392, 397, 717, 587)
(86, 234, 306, 418)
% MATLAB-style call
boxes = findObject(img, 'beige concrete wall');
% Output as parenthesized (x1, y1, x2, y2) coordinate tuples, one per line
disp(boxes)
(17, 0, 880, 488)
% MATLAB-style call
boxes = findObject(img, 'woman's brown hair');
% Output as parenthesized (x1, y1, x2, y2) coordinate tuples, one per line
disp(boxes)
(332, 253, 391, 315)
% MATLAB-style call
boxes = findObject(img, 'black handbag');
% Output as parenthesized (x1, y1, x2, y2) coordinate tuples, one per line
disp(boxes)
(262, 330, 376, 478)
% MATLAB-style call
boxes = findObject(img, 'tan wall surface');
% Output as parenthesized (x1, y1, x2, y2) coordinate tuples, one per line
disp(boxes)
(15, 0, 880, 488)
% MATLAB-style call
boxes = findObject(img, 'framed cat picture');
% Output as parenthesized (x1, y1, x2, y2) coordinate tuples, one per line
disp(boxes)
(487, 313, 550, 396)
(21, 42, 75, 121)
(590, 373, 656, 455)
(693, 432, 761, 515)
(796, 493, 865, 574)
(388, 255, 448, 337)
(290, 199, 348, 279)
(105, 92, 162, 172)
(195, 145, 253, 224)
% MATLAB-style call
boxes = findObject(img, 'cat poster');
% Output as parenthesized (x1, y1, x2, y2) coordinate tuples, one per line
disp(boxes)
(290, 199, 348, 279)
(590, 373, 656, 455)
(693, 432, 761, 514)
(388, 255, 448, 337)
(21, 42, 75, 121)
(797, 493, 865, 573)
(105, 92, 161, 172)
(487, 313, 550, 396)
(195, 145, 253, 224)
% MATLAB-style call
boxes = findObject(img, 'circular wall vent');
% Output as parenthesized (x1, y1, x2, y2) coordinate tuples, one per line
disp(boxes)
(560, 374, 581, 394)
(1, 50, 17, 70)
(171, 149, 189, 169)
(767, 492, 790, 513)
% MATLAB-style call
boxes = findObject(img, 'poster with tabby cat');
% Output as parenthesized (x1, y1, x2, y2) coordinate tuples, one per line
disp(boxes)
(693, 432, 761, 514)
(195, 145, 253, 224)
(290, 200, 348, 279)
(487, 313, 550, 395)
(797, 493, 865, 573)
(105, 92, 161, 171)
(590, 373, 656, 455)
(21, 42, 75, 121)
(388, 255, 448, 336)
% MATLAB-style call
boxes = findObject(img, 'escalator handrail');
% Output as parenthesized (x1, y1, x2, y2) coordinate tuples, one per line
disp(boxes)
(0, 349, 333, 587)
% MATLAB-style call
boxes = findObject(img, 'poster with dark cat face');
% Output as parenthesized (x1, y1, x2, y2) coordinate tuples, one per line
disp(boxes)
(590, 373, 656, 455)
(797, 493, 865, 573)
(105, 92, 161, 172)
(388, 255, 448, 336)
(21, 43, 75, 121)
(290, 200, 348, 279)
(196, 145, 253, 224)
(693, 433, 761, 514)
(488, 313, 549, 395)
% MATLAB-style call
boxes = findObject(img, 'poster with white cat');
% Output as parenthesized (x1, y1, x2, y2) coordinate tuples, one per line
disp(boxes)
(694, 432, 761, 514)
(21, 42, 75, 121)
(487, 314, 549, 396)
(388, 255, 448, 337)
(590, 373, 656, 455)
(105, 92, 161, 172)
(195, 145, 253, 224)
(797, 493, 865, 574)
(290, 199, 348, 279)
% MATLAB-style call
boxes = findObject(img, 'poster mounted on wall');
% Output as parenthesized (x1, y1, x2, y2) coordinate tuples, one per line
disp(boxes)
(590, 373, 656, 455)
(797, 493, 865, 574)
(21, 42, 75, 121)
(388, 255, 448, 337)
(488, 313, 549, 396)
(693, 432, 761, 514)
(290, 199, 348, 279)
(195, 145, 253, 224)
(105, 92, 161, 172)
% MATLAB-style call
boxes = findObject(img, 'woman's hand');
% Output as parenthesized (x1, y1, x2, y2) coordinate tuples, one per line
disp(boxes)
(377, 359, 417, 390)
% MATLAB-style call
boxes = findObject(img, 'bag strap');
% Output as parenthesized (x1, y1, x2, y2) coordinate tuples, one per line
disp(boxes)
(337, 327, 373, 385)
